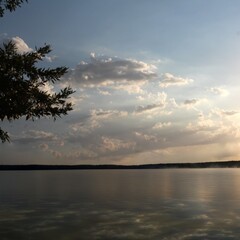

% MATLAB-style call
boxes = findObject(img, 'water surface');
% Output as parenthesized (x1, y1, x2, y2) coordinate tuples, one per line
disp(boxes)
(1, 169, 240, 239)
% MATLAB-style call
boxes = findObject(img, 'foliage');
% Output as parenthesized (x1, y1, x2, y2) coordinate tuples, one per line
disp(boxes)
(0, 0, 74, 143)
(0, 0, 28, 17)
(0, 41, 74, 142)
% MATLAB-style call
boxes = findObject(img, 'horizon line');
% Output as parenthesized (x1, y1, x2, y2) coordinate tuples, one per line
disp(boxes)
(1, 160, 240, 170)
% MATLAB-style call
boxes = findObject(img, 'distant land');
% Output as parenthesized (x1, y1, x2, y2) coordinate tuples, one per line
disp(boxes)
(1, 161, 240, 171)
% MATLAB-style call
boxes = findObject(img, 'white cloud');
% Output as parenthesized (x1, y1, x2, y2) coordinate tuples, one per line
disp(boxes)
(186, 111, 240, 144)
(44, 55, 57, 62)
(98, 89, 111, 95)
(100, 136, 136, 152)
(186, 115, 215, 132)
(136, 95, 145, 101)
(159, 73, 193, 88)
(1, 35, 61, 67)
(153, 122, 172, 129)
(22, 130, 57, 141)
(137, 91, 167, 102)
(151, 58, 172, 65)
(11, 36, 32, 54)
(0, 35, 32, 54)
(208, 87, 229, 96)
(135, 132, 158, 142)
(112, 80, 146, 94)
(168, 98, 179, 108)
(1, 36, 57, 64)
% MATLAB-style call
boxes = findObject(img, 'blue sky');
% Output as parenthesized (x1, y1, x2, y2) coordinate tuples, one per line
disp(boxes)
(2, 0, 240, 165)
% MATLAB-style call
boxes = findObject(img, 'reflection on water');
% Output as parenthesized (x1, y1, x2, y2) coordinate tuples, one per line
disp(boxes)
(1, 169, 240, 239)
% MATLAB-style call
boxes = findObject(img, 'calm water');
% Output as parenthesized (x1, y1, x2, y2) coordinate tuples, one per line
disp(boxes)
(1, 169, 240, 239)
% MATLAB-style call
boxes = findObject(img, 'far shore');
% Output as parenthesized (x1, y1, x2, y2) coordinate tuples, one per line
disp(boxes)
(1, 160, 240, 171)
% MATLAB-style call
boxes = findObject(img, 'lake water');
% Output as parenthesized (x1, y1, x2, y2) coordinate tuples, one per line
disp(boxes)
(1, 169, 240, 239)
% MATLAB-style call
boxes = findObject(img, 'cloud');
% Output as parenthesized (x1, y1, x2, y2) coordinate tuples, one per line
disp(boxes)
(111, 80, 146, 94)
(70, 92, 89, 110)
(135, 132, 158, 142)
(13, 130, 66, 149)
(186, 110, 240, 146)
(90, 108, 128, 121)
(39, 143, 49, 151)
(136, 91, 167, 102)
(39, 141, 98, 160)
(152, 122, 171, 129)
(184, 99, 199, 105)
(213, 108, 239, 117)
(70, 109, 128, 134)
(193, 214, 210, 220)
(134, 103, 165, 114)
(39, 143, 62, 158)
(208, 87, 229, 96)
(151, 58, 172, 65)
(221, 110, 239, 116)
(49, 149, 62, 158)
(11, 36, 33, 54)
(26, 130, 56, 139)
(1, 35, 59, 65)
(15, 130, 57, 143)
(44, 55, 57, 62)
(66, 148, 98, 159)
(1, 35, 56, 63)
(0, 35, 32, 54)
(64, 54, 157, 92)
(182, 98, 208, 109)
(187, 115, 215, 132)
(100, 136, 136, 152)
(159, 73, 193, 88)
(98, 89, 111, 96)
(134, 92, 167, 114)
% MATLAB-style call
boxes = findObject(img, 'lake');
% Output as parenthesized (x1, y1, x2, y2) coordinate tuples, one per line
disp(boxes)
(1, 169, 240, 239)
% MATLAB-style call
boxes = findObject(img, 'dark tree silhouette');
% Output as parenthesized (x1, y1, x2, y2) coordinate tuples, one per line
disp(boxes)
(0, 0, 74, 142)
(0, 0, 28, 17)
(0, 42, 74, 142)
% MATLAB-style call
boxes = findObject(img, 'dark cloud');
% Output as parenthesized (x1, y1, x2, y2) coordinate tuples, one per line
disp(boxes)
(134, 103, 165, 114)
(184, 99, 198, 105)
(64, 55, 157, 89)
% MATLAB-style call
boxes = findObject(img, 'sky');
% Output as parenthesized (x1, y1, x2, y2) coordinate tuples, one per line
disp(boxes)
(1, 0, 240, 165)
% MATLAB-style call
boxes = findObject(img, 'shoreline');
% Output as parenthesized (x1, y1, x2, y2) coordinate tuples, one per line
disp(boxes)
(1, 160, 240, 171)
